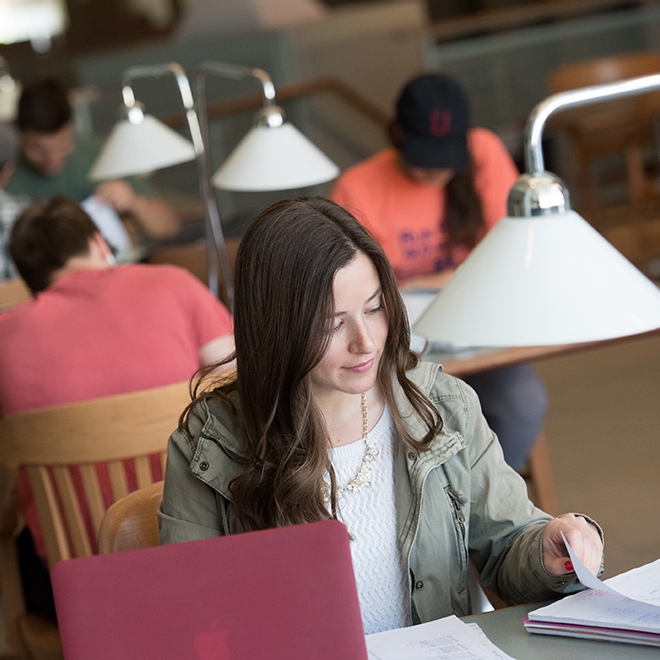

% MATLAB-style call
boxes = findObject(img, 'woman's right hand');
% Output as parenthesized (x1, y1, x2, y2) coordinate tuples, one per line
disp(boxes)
(542, 513, 603, 576)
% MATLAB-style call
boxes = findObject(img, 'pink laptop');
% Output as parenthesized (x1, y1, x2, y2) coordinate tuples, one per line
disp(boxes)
(51, 519, 368, 660)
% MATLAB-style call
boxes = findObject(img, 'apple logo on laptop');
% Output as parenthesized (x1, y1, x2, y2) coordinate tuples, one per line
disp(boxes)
(194, 620, 231, 660)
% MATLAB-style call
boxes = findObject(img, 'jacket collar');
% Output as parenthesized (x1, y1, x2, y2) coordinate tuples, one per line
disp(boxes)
(393, 361, 465, 461)
(190, 361, 465, 498)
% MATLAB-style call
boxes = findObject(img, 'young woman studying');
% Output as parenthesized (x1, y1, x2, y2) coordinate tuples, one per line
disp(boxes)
(159, 197, 603, 635)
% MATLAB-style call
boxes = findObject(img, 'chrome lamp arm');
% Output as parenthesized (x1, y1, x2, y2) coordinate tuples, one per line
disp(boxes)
(194, 63, 288, 308)
(509, 73, 660, 219)
(525, 72, 660, 175)
(120, 62, 232, 303)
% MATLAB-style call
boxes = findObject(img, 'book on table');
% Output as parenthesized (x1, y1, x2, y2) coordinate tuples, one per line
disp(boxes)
(525, 555, 660, 647)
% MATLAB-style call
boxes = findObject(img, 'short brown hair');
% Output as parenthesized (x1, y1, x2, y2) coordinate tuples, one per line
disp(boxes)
(17, 79, 72, 133)
(10, 196, 98, 293)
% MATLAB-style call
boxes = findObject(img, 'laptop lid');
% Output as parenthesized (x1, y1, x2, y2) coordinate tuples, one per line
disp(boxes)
(51, 519, 367, 660)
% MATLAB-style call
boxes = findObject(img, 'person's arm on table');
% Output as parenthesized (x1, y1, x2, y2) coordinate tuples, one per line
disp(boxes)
(95, 179, 180, 240)
(199, 335, 236, 372)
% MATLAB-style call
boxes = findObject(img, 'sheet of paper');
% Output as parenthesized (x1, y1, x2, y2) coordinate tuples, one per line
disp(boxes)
(523, 619, 660, 647)
(400, 289, 439, 325)
(464, 624, 512, 656)
(81, 195, 133, 256)
(528, 538, 660, 633)
(366, 615, 517, 660)
(562, 531, 660, 604)
(605, 559, 660, 606)
(400, 289, 472, 353)
(560, 531, 618, 595)
(528, 588, 660, 633)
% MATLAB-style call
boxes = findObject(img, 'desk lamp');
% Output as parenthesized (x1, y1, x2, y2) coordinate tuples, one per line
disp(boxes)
(195, 62, 339, 305)
(90, 62, 339, 305)
(0, 56, 20, 121)
(414, 74, 660, 347)
(87, 62, 229, 290)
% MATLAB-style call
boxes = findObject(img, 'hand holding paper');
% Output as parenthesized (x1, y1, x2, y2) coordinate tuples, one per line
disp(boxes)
(541, 513, 603, 576)
(526, 538, 660, 646)
(561, 531, 614, 593)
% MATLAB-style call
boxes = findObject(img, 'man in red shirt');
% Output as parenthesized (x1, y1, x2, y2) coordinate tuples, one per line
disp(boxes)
(0, 196, 234, 415)
(0, 196, 234, 619)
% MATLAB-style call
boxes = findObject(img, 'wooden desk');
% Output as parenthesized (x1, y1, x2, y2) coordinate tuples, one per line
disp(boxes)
(425, 328, 660, 377)
(422, 328, 660, 515)
(427, 344, 572, 378)
(463, 603, 659, 659)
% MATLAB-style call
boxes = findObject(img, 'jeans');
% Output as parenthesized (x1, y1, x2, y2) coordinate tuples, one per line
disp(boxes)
(463, 363, 547, 473)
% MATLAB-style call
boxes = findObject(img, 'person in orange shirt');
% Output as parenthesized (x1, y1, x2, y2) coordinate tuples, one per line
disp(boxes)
(332, 73, 546, 473)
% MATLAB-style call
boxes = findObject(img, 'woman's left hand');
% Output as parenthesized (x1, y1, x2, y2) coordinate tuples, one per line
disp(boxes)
(542, 513, 603, 576)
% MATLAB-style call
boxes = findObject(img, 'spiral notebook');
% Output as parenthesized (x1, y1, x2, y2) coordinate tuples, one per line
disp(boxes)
(51, 519, 367, 660)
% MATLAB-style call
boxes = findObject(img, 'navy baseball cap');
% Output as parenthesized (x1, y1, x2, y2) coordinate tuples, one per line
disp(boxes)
(395, 73, 470, 171)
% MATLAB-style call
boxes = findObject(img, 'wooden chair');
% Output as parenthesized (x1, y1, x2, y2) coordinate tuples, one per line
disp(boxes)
(0, 381, 190, 658)
(0, 465, 27, 655)
(0, 277, 30, 311)
(94, 421, 555, 619)
(546, 52, 660, 229)
(98, 481, 163, 554)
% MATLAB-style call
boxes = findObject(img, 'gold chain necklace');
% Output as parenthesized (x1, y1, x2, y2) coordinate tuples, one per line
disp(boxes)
(322, 392, 379, 502)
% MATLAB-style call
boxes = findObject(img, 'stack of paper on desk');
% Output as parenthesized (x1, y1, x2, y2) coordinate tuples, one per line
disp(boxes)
(525, 537, 660, 647)
(366, 615, 516, 659)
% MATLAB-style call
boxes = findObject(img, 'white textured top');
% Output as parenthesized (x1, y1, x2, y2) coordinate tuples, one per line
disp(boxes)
(328, 406, 410, 634)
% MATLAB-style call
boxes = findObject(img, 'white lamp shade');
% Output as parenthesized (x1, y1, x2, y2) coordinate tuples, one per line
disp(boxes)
(212, 123, 339, 191)
(413, 210, 660, 346)
(0, 80, 20, 121)
(89, 114, 197, 181)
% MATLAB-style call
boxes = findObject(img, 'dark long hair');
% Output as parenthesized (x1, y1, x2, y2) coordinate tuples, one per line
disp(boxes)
(183, 197, 442, 532)
(388, 121, 485, 249)
(444, 170, 484, 249)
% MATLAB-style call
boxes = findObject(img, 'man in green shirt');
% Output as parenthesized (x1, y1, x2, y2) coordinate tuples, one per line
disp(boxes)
(7, 79, 180, 241)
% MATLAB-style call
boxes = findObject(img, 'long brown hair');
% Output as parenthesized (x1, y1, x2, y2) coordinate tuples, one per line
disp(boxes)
(184, 197, 442, 532)
(444, 169, 484, 249)
(388, 120, 485, 249)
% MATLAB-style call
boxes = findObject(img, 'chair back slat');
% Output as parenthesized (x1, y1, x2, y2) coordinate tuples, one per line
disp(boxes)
(79, 465, 107, 534)
(52, 467, 92, 559)
(28, 466, 70, 566)
(107, 461, 130, 502)
(134, 456, 154, 490)
(0, 381, 190, 568)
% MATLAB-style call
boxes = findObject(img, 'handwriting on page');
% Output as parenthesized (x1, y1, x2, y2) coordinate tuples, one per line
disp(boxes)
(366, 615, 515, 660)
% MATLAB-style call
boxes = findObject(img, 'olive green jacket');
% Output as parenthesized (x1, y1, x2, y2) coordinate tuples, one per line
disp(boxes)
(159, 361, 585, 622)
